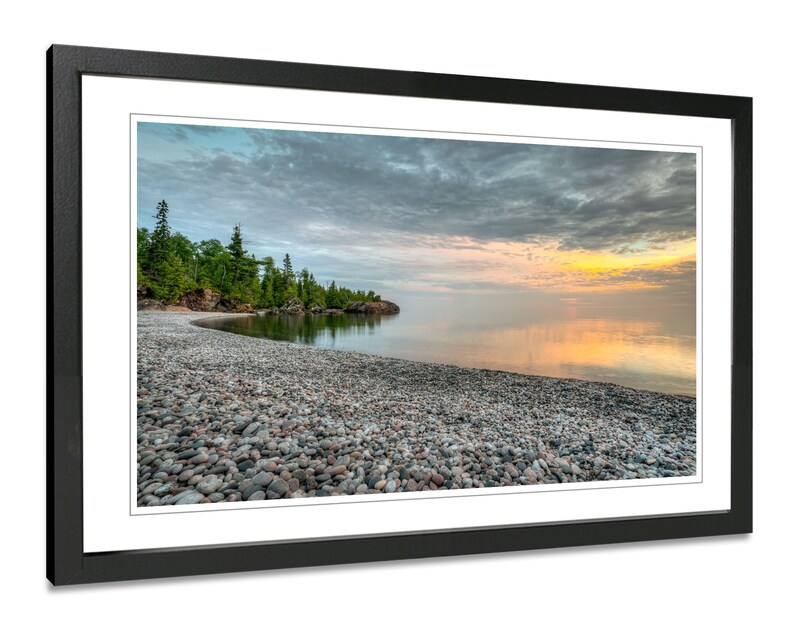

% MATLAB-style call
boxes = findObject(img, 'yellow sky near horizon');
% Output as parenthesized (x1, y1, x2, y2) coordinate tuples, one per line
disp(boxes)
(377, 235, 696, 297)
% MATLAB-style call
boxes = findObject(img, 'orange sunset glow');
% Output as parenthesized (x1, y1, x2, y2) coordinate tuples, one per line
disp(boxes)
(374, 235, 696, 297)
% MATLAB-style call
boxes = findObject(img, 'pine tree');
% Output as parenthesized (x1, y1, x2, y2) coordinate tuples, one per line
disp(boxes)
(137, 227, 151, 271)
(151, 251, 191, 303)
(228, 224, 245, 285)
(272, 269, 287, 306)
(148, 199, 172, 272)
(326, 280, 342, 309)
(305, 272, 325, 307)
(261, 276, 275, 307)
(299, 267, 311, 304)
(282, 253, 294, 283)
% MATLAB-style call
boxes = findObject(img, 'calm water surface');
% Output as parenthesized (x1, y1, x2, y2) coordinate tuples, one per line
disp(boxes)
(199, 297, 696, 397)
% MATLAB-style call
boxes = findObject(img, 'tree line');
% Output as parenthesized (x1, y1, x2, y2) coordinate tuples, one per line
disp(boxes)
(137, 200, 382, 309)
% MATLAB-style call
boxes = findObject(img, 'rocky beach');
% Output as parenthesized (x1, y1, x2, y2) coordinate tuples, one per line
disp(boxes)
(136, 311, 697, 507)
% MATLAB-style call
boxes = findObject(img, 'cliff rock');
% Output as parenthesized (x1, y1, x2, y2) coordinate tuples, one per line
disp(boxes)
(179, 288, 222, 312)
(344, 300, 400, 314)
(137, 299, 165, 311)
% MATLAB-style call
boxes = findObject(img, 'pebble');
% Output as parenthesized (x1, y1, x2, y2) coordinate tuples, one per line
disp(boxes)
(267, 478, 289, 498)
(252, 471, 274, 487)
(241, 484, 263, 500)
(196, 476, 223, 495)
(136, 312, 697, 507)
(173, 491, 205, 505)
(153, 482, 175, 496)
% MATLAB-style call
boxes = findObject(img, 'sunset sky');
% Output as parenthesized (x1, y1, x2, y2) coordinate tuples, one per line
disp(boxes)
(137, 122, 697, 305)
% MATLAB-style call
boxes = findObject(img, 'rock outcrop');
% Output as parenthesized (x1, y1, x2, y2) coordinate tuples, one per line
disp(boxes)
(179, 288, 222, 312)
(136, 288, 255, 313)
(138, 299, 165, 311)
(137, 282, 151, 301)
(344, 300, 400, 314)
(280, 297, 306, 315)
(220, 301, 255, 314)
(256, 299, 399, 316)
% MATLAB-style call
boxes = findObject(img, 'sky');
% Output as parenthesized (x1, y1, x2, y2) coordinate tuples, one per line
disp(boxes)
(137, 121, 697, 306)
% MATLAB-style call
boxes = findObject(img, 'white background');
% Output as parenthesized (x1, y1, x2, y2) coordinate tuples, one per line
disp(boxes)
(1, 0, 787, 631)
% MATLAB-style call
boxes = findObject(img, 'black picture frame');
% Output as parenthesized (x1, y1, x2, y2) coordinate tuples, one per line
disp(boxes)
(47, 44, 752, 586)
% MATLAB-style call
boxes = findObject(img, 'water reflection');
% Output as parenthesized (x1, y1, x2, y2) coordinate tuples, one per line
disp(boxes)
(197, 304, 696, 397)
(468, 318, 695, 396)
(200, 313, 396, 346)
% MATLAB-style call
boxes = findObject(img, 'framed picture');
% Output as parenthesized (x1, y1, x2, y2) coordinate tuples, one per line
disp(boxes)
(47, 44, 752, 585)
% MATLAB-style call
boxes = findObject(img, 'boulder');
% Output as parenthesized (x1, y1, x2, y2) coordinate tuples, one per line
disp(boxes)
(216, 298, 256, 313)
(344, 300, 400, 314)
(137, 299, 165, 311)
(164, 305, 191, 312)
(179, 288, 222, 312)
(281, 297, 306, 315)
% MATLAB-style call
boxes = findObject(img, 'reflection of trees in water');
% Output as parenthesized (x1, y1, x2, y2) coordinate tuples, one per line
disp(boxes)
(206, 313, 390, 345)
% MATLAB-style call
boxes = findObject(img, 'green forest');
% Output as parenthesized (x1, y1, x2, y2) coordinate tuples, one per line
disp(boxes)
(137, 200, 382, 309)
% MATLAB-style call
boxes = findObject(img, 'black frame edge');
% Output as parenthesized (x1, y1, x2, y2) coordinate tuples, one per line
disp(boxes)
(730, 98, 753, 534)
(46, 44, 753, 586)
(47, 44, 86, 586)
(71, 511, 742, 585)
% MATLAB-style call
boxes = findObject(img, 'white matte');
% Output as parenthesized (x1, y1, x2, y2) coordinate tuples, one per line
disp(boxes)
(82, 74, 732, 554)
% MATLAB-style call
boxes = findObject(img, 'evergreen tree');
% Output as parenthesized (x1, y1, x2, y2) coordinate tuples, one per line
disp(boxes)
(170, 232, 198, 284)
(326, 280, 342, 309)
(298, 268, 311, 304)
(261, 276, 275, 308)
(151, 251, 191, 303)
(148, 199, 172, 271)
(136, 260, 150, 287)
(282, 253, 294, 284)
(307, 273, 326, 307)
(260, 256, 277, 307)
(227, 224, 245, 286)
(196, 239, 230, 291)
(272, 268, 287, 306)
(274, 254, 298, 303)
(136, 210, 387, 310)
(137, 227, 151, 271)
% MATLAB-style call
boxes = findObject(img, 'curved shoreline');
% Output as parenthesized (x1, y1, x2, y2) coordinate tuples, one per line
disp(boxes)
(191, 310, 695, 399)
(137, 311, 697, 506)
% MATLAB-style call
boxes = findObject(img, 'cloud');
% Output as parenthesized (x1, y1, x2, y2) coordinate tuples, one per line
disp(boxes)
(137, 122, 696, 294)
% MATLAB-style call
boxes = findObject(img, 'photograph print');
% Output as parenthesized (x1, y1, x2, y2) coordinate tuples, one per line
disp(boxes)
(135, 119, 698, 509)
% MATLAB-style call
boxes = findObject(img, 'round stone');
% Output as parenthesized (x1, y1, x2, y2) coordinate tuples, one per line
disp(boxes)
(267, 478, 289, 498)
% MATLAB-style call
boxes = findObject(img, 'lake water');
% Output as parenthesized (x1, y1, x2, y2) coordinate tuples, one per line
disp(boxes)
(198, 296, 696, 397)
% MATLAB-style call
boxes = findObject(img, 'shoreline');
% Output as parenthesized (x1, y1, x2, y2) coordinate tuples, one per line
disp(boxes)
(192, 311, 696, 399)
(137, 311, 697, 506)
